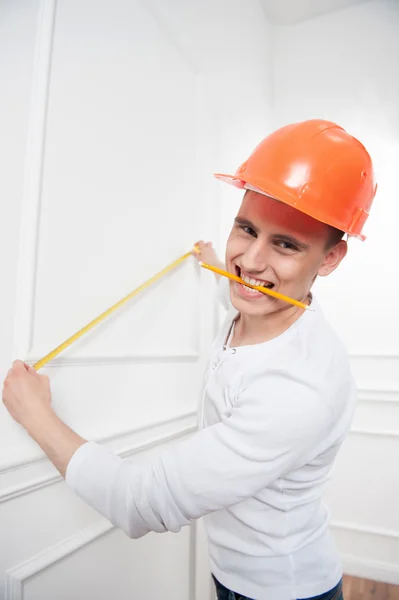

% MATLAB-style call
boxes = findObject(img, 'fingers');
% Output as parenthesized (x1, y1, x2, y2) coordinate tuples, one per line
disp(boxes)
(12, 360, 25, 372)
(192, 240, 203, 254)
(192, 242, 201, 258)
(192, 240, 212, 258)
(8, 360, 37, 380)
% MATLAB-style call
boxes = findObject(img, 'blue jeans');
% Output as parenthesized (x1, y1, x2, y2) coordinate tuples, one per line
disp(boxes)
(212, 576, 344, 600)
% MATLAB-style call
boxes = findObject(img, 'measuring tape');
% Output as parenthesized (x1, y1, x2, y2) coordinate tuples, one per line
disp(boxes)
(34, 250, 193, 370)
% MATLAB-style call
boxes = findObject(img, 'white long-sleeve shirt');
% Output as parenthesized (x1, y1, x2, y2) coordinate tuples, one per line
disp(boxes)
(66, 281, 356, 600)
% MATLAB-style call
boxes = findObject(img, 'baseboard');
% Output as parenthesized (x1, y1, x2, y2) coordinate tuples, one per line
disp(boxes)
(343, 554, 399, 585)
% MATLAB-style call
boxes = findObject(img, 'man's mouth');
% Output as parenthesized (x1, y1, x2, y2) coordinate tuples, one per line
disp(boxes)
(236, 267, 274, 291)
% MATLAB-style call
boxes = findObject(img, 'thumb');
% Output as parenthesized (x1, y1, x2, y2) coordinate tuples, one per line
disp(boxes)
(24, 363, 38, 376)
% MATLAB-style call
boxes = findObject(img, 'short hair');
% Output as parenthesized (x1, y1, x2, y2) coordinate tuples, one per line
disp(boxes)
(326, 226, 345, 250)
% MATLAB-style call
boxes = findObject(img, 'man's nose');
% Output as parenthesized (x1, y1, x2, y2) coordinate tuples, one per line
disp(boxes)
(241, 239, 270, 274)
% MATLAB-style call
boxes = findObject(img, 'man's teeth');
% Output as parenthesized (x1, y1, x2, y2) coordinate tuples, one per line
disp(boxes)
(240, 273, 273, 289)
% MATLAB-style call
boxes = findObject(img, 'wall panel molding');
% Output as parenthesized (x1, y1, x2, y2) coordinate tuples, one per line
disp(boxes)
(342, 554, 399, 585)
(357, 388, 399, 402)
(331, 520, 399, 540)
(24, 351, 199, 368)
(350, 353, 399, 359)
(5, 520, 113, 600)
(13, 0, 57, 361)
(6, 519, 199, 600)
(0, 411, 197, 503)
(12, 0, 202, 365)
(3, 386, 399, 500)
(7, 518, 399, 599)
(331, 521, 399, 584)
(352, 388, 399, 436)
(350, 428, 399, 438)
(192, 519, 214, 600)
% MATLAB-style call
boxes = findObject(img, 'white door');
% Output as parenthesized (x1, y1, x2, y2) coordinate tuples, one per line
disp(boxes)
(0, 1, 272, 599)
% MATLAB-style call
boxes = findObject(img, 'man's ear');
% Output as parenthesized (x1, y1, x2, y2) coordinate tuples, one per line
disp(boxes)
(317, 240, 348, 277)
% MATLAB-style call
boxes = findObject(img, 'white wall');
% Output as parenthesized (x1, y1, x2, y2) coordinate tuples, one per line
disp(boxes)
(179, 1, 275, 260)
(272, 0, 399, 584)
(0, 1, 273, 598)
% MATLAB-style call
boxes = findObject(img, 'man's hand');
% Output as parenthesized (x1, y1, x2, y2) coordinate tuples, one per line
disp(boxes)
(192, 240, 225, 277)
(2, 360, 87, 477)
(2, 360, 53, 428)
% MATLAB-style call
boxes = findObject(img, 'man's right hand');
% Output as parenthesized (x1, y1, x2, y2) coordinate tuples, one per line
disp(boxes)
(192, 240, 221, 266)
(192, 241, 226, 282)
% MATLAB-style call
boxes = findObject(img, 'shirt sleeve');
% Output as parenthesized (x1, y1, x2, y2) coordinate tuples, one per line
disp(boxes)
(65, 369, 333, 539)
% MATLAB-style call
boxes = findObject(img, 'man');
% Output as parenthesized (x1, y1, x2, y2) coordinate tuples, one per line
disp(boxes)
(3, 120, 376, 600)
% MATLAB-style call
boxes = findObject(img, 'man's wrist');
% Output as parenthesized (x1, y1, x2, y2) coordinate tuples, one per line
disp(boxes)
(24, 406, 59, 440)
(24, 407, 87, 477)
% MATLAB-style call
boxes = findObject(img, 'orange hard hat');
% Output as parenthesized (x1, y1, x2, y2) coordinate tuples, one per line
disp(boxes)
(214, 119, 377, 240)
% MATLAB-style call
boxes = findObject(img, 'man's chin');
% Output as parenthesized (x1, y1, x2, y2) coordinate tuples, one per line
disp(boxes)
(230, 291, 277, 316)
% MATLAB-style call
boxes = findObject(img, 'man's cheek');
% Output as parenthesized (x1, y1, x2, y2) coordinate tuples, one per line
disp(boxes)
(273, 261, 304, 286)
(225, 242, 239, 266)
(228, 235, 247, 257)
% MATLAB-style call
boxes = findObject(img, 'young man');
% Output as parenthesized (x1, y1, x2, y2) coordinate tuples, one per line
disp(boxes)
(3, 120, 376, 600)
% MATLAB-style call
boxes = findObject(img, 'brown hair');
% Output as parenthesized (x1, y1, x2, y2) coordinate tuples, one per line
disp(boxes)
(326, 226, 345, 250)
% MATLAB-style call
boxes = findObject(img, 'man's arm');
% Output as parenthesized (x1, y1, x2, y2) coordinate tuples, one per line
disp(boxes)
(64, 369, 332, 539)
(2, 360, 86, 476)
(3, 360, 332, 540)
(27, 410, 86, 477)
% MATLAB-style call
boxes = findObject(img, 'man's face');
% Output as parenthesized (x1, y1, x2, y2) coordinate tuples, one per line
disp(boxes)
(225, 191, 347, 317)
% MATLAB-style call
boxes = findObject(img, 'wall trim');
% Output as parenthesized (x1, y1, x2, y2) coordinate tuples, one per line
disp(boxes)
(6, 521, 399, 599)
(13, 0, 57, 360)
(6, 519, 399, 599)
(3, 386, 399, 498)
(349, 427, 399, 439)
(5, 519, 200, 600)
(342, 554, 399, 586)
(24, 351, 199, 368)
(193, 520, 214, 600)
(332, 521, 399, 584)
(0, 411, 197, 503)
(12, 0, 199, 366)
(5, 520, 199, 600)
(350, 353, 399, 359)
(357, 389, 399, 402)
(331, 519, 399, 540)
(5, 520, 113, 600)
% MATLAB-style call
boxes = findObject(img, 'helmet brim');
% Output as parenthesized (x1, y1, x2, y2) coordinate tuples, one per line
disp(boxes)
(213, 172, 366, 241)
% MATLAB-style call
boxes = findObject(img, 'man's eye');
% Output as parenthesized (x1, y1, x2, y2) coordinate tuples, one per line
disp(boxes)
(241, 225, 257, 237)
(275, 240, 298, 251)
